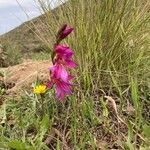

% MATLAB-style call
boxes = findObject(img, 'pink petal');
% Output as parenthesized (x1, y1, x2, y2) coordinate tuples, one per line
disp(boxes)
(55, 80, 72, 99)
(55, 45, 74, 58)
(46, 80, 53, 89)
(61, 82, 72, 93)
(56, 83, 62, 98)
(59, 66, 68, 82)
(56, 82, 65, 99)
(50, 64, 69, 82)
(65, 59, 77, 68)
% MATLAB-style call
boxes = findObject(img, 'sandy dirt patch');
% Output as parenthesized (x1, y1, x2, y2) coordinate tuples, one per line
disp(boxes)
(0, 60, 51, 95)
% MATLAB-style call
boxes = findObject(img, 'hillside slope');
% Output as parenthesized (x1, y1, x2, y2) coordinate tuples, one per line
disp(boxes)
(0, 16, 42, 52)
(0, 3, 65, 54)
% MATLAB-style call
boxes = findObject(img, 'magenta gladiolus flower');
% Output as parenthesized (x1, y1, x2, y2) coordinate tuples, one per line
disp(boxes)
(47, 65, 73, 99)
(47, 79, 72, 99)
(54, 45, 77, 68)
(50, 64, 68, 82)
(56, 24, 74, 43)
(47, 24, 77, 100)
(55, 80, 72, 99)
(55, 45, 74, 58)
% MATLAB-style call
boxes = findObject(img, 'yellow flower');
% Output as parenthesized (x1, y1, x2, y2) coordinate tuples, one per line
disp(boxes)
(33, 84, 46, 94)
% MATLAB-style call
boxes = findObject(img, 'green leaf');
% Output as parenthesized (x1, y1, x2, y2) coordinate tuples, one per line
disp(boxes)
(56, 137, 61, 150)
(8, 140, 26, 150)
(131, 78, 139, 110)
(124, 121, 135, 150)
(39, 115, 50, 141)
(143, 124, 150, 139)
(127, 121, 134, 143)
(139, 146, 150, 150)
(100, 98, 109, 118)
(125, 141, 135, 150)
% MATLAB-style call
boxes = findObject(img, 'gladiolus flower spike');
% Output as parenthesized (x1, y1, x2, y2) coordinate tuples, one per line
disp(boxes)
(47, 24, 77, 100)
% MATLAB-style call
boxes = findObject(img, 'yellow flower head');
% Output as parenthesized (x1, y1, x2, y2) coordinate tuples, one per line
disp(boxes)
(33, 84, 46, 94)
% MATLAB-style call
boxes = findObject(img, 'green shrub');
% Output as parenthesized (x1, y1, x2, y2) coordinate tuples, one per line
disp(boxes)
(2, 43, 22, 67)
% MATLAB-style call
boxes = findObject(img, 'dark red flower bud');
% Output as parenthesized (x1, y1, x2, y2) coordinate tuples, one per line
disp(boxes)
(56, 24, 74, 43)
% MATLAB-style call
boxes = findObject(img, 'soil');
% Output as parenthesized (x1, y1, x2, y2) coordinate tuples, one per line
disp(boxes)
(0, 60, 51, 95)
